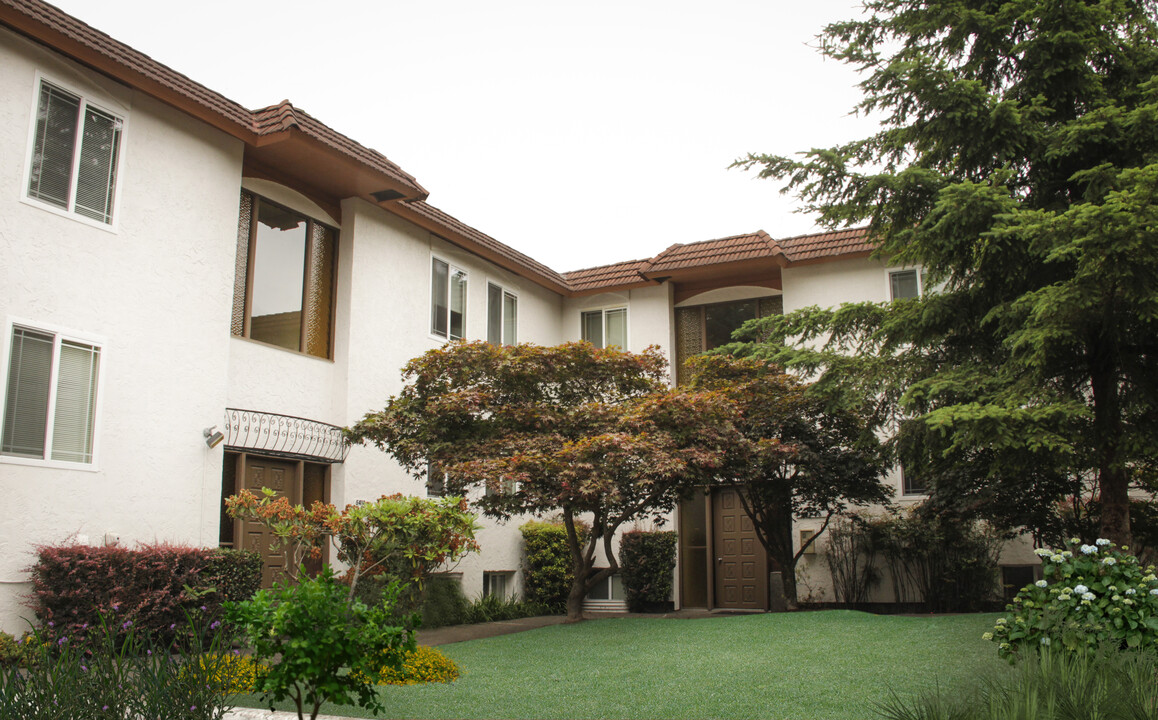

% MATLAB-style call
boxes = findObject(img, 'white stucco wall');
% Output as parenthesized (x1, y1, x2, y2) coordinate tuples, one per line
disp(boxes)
(0, 30, 243, 632)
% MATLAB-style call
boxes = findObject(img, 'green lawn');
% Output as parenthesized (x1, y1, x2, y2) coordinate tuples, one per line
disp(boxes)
(238, 610, 1002, 720)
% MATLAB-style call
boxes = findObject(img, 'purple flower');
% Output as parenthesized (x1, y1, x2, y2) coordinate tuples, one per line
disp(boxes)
(102, 706, 108, 711)
(190, 706, 196, 711)
(210, 621, 221, 630)
(199, 605, 207, 612)
(47, 621, 54, 628)
(57, 636, 67, 645)
(170, 623, 177, 630)
(111, 604, 119, 611)
(122, 620, 132, 630)
(146, 649, 152, 656)
(81, 623, 88, 630)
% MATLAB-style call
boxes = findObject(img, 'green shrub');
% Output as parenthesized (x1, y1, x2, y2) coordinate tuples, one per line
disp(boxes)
(464, 594, 549, 624)
(225, 566, 416, 720)
(0, 632, 33, 668)
(520, 520, 585, 612)
(877, 646, 1158, 720)
(619, 530, 677, 612)
(988, 538, 1158, 658)
(420, 575, 470, 628)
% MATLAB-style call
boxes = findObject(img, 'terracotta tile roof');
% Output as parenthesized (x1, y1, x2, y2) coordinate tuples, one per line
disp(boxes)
(397, 201, 570, 289)
(778, 227, 874, 263)
(251, 102, 425, 196)
(563, 259, 651, 293)
(1, 0, 425, 197)
(641, 231, 784, 273)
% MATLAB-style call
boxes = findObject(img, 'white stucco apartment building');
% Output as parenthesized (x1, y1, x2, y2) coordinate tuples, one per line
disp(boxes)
(0, 0, 1036, 632)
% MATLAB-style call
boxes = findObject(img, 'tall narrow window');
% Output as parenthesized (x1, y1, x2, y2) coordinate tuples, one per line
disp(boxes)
(2, 325, 101, 464)
(231, 192, 337, 358)
(26, 80, 123, 225)
(487, 283, 517, 345)
(431, 258, 467, 340)
(581, 308, 627, 349)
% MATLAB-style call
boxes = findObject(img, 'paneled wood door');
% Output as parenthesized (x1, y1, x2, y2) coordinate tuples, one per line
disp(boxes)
(712, 488, 767, 610)
(239, 456, 300, 587)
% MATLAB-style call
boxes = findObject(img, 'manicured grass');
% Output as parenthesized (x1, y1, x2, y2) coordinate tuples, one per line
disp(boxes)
(237, 610, 1002, 720)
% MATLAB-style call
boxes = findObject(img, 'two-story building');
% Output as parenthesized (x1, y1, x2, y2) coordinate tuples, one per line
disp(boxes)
(0, 0, 1035, 633)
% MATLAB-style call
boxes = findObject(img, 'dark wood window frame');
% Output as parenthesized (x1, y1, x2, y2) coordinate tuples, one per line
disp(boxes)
(231, 191, 338, 359)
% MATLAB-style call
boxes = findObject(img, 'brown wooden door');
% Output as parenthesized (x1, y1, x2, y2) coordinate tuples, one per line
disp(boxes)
(713, 488, 767, 610)
(239, 456, 300, 587)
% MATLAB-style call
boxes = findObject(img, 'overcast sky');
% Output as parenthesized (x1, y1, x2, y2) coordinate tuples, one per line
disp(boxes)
(50, 0, 879, 272)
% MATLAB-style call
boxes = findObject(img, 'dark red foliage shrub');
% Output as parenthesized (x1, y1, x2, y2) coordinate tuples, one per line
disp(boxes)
(26, 543, 260, 644)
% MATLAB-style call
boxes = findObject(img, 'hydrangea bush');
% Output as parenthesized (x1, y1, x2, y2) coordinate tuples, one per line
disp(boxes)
(987, 538, 1158, 658)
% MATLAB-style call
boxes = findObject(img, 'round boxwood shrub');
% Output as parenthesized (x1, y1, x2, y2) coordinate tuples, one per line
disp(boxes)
(619, 530, 677, 613)
(988, 538, 1158, 658)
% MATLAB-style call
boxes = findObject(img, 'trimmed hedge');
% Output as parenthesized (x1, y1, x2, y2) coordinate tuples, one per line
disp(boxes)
(619, 530, 677, 612)
(520, 521, 585, 612)
(27, 543, 260, 643)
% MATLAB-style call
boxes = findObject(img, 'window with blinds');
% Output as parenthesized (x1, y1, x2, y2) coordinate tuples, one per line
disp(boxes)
(580, 308, 627, 349)
(26, 79, 123, 225)
(431, 258, 467, 340)
(486, 283, 517, 345)
(2, 325, 101, 464)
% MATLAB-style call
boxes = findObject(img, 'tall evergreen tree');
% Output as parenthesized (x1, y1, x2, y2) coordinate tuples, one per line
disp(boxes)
(735, 0, 1158, 544)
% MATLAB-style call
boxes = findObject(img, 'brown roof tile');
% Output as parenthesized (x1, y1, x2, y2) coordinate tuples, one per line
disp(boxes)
(778, 227, 874, 263)
(563, 259, 652, 293)
(640, 231, 784, 273)
(252, 102, 425, 197)
(2, 0, 425, 197)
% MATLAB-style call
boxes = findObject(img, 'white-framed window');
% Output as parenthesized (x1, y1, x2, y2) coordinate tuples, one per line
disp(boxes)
(426, 461, 446, 498)
(2, 322, 102, 466)
(580, 307, 627, 349)
(899, 464, 926, 496)
(24, 76, 125, 226)
(431, 257, 467, 340)
(888, 268, 923, 300)
(486, 283, 518, 345)
(482, 571, 513, 600)
(484, 477, 517, 497)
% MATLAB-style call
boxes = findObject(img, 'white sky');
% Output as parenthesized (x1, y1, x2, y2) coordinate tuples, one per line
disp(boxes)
(50, 0, 879, 272)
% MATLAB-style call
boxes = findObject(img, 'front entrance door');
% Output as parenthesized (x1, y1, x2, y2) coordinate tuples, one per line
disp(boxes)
(712, 488, 767, 610)
(239, 456, 300, 587)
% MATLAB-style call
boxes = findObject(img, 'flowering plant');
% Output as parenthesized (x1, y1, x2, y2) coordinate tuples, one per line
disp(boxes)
(987, 537, 1158, 658)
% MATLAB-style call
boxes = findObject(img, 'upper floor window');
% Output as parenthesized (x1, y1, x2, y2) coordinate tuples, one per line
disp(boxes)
(426, 461, 446, 498)
(26, 79, 124, 225)
(581, 308, 627, 349)
(2, 324, 101, 465)
(432, 258, 467, 340)
(889, 269, 922, 300)
(900, 464, 926, 496)
(487, 283, 517, 345)
(231, 191, 337, 359)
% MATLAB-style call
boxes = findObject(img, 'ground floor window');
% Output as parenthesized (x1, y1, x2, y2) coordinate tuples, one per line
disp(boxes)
(482, 571, 514, 600)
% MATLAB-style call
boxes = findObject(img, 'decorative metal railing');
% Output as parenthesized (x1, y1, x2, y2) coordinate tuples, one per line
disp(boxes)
(223, 408, 349, 463)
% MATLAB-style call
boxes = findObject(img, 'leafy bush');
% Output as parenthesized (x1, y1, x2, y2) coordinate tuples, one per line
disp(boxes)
(0, 632, 33, 668)
(823, 515, 879, 604)
(868, 507, 1002, 612)
(376, 645, 460, 685)
(27, 544, 260, 645)
(225, 567, 416, 720)
(878, 646, 1158, 720)
(464, 594, 549, 624)
(418, 575, 471, 628)
(520, 520, 585, 612)
(988, 538, 1158, 658)
(0, 607, 239, 720)
(186, 653, 269, 694)
(619, 530, 677, 612)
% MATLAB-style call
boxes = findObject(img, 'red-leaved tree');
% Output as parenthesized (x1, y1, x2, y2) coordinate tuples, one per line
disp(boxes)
(347, 341, 740, 620)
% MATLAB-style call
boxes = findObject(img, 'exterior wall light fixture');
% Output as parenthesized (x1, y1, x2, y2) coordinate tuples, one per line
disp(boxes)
(203, 426, 225, 449)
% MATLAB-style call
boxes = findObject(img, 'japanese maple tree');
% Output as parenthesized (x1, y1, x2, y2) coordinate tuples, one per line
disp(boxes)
(347, 341, 740, 620)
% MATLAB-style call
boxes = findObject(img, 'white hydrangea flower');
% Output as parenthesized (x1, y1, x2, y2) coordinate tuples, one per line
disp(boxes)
(1034, 548, 1053, 557)
(1040, 637, 1051, 646)
(1103, 557, 1117, 566)
(1081, 545, 1098, 555)
(1051, 554, 1066, 562)
(1082, 592, 1096, 601)
(1070, 537, 1081, 545)
(982, 632, 993, 641)
(1126, 588, 1136, 595)
(1096, 538, 1111, 546)
(1144, 574, 1157, 582)
(1112, 595, 1122, 602)
(1062, 551, 1073, 558)
(1035, 580, 1048, 588)
(995, 618, 1007, 625)
(1074, 584, 1089, 594)
(1150, 589, 1158, 596)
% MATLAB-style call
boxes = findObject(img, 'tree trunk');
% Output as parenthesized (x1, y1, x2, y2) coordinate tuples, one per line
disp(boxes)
(566, 577, 587, 622)
(1090, 350, 1131, 546)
